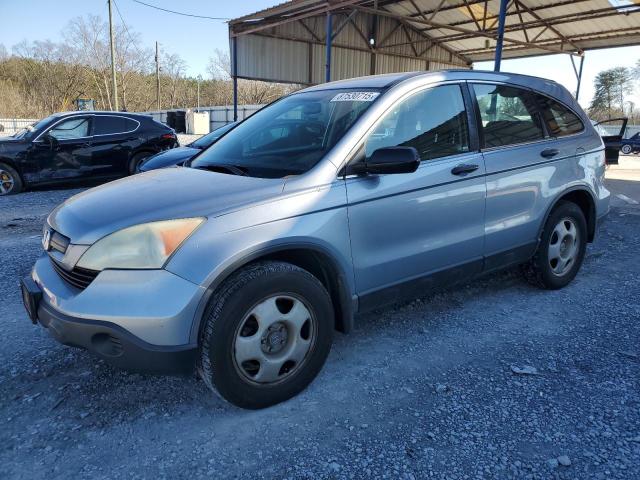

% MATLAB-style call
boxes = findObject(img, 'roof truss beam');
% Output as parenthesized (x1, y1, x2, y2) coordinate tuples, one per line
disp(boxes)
(459, 26, 640, 55)
(352, 3, 574, 55)
(427, 6, 640, 45)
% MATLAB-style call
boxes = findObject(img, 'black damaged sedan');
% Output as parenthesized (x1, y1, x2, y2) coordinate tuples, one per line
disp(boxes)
(0, 111, 177, 195)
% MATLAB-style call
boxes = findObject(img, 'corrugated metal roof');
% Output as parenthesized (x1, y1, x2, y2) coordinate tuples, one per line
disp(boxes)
(230, 0, 640, 83)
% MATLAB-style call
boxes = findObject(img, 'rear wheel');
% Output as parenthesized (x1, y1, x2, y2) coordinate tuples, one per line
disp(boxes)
(621, 144, 632, 155)
(129, 152, 153, 174)
(0, 162, 23, 195)
(523, 201, 587, 289)
(198, 261, 334, 409)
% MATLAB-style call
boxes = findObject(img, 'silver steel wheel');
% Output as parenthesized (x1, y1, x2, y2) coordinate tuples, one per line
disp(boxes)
(0, 168, 15, 194)
(548, 217, 579, 276)
(621, 144, 632, 155)
(233, 294, 316, 385)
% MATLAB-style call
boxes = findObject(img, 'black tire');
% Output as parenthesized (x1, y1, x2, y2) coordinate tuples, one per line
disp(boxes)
(621, 144, 632, 155)
(198, 261, 334, 409)
(0, 162, 23, 195)
(129, 152, 153, 174)
(522, 201, 587, 289)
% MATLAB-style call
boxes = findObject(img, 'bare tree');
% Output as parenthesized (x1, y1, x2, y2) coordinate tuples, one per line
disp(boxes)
(12, 40, 85, 113)
(162, 52, 188, 108)
(207, 49, 231, 80)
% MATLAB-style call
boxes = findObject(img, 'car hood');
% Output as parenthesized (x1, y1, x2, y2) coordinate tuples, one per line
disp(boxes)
(49, 167, 285, 244)
(139, 146, 199, 171)
(0, 137, 26, 153)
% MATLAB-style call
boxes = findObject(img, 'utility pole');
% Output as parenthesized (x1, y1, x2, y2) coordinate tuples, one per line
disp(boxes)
(108, 0, 118, 110)
(197, 74, 202, 112)
(155, 41, 160, 110)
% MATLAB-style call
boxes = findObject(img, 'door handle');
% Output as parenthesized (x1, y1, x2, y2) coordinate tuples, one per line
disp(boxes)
(540, 148, 559, 158)
(451, 163, 479, 175)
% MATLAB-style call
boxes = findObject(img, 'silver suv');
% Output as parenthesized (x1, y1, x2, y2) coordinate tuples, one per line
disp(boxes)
(21, 70, 610, 409)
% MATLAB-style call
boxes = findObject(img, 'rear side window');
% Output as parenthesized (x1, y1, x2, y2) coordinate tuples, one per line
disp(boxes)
(536, 96, 584, 137)
(473, 84, 544, 148)
(365, 84, 469, 161)
(93, 116, 138, 135)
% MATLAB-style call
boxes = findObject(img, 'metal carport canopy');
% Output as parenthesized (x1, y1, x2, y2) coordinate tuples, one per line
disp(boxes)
(228, 0, 640, 85)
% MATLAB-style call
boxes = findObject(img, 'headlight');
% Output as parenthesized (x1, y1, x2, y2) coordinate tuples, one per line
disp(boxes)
(76, 218, 204, 270)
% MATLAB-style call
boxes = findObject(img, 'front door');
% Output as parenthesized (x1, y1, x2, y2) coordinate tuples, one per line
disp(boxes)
(345, 84, 486, 310)
(594, 117, 628, 165)
(30, 116, 93, 182)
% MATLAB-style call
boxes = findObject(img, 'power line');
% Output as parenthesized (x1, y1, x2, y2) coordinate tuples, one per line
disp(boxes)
(112, 0, 147, 58)
(131, 0, 230, 20)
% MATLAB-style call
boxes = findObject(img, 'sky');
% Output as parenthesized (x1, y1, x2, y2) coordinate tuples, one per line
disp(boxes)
(1, 0, 639, 110)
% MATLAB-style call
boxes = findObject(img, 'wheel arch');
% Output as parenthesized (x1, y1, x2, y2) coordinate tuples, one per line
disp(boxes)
(539, 186, 597, 243)
(129, 148, 157, 163)
(128, 149, 157, 173)
(0, 157, 26, 187)
(191, 243, 356, 343)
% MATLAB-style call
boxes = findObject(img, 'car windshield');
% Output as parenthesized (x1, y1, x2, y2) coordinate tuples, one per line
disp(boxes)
(12, 116, 52, 139)
(191, 89, 381, 178)
(190, 123, 235, 149)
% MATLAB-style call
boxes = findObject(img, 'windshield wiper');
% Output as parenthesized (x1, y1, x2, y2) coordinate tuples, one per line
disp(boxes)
(194, 163, 248, 176)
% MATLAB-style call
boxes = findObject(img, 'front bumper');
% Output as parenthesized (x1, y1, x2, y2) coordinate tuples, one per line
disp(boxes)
(36, 300, 197, 373)
(25, 253, 205, 373)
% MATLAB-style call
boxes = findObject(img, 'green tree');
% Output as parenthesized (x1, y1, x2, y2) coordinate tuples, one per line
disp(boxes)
(589, 67, 633, 120)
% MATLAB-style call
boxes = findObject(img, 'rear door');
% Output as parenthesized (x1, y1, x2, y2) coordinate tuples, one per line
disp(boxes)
(346, 83, 486, 309)
(594, 117, 628, 165)
(91, 115, 141, 175)
(470, 83, 557, 268)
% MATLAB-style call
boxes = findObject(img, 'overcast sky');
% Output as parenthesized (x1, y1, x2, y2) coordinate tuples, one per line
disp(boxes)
(1, 0, 639, 110)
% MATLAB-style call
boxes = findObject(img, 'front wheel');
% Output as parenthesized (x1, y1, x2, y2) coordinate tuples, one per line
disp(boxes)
(621, 144, 632, 155)
(198, 261, 334, 409)
(523, 201, 587, 289)
(0, 162, 23, 195)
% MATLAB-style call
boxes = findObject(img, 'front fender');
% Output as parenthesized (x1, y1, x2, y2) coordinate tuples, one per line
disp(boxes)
(164, 182, 354, 342)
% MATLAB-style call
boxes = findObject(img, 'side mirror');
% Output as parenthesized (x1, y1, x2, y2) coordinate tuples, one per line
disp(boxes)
(363, 146, 420, 175)
(42, 132, 58, 148)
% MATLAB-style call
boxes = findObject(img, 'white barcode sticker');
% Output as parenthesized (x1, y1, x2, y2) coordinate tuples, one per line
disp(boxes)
(331, 92, 380, 102)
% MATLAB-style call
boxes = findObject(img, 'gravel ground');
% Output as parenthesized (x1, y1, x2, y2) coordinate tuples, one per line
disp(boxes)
(0, 169, 639, 479)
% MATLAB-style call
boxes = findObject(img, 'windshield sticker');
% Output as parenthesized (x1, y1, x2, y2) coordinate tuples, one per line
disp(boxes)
(331, 92, 380, 102)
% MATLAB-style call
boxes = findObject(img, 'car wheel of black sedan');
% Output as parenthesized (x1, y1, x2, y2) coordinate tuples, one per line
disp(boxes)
(129, 152, 153, 174)
(0, 162, 23, 195)
(621, 144, 632, 155)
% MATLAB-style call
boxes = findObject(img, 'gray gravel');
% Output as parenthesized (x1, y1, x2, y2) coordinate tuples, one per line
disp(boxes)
(1, 178, 639, 479)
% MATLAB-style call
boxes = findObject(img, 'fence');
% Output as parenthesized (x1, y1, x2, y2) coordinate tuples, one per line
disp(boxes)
(142, 105, 264, 131)
(0, 105, 264, 135)
(0, 118, 39, 134)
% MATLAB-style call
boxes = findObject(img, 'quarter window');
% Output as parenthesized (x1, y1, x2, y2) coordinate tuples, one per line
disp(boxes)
(365, 84, 469, 161)
(473, 84, 544, 148)
(48, 117, 90, 140)
(536, 96, 584, 137)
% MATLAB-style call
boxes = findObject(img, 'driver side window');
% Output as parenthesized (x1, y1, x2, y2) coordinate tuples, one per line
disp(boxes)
(364, 84, 470, 161)
(48, 117, 90, 140)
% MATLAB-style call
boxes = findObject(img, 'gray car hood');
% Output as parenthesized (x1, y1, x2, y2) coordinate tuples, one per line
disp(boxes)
(49, 167, 285, 244)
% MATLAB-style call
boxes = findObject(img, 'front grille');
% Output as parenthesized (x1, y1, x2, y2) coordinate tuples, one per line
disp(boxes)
(50, 257, 98, 290)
